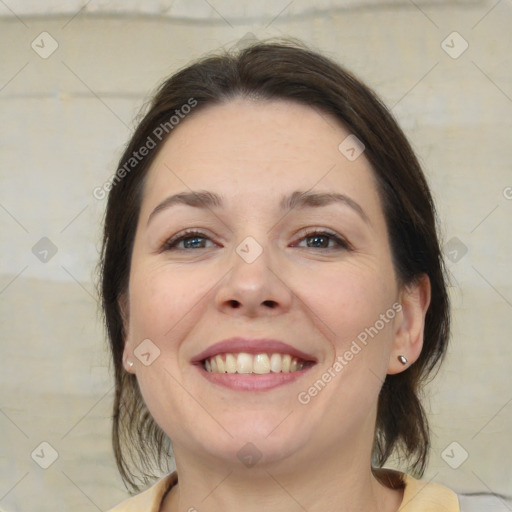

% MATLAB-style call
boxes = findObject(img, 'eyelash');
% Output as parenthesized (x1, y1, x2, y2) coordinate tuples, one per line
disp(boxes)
(160, 228, 352, 252)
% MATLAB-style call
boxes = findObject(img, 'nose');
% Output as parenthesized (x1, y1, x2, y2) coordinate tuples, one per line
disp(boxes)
(213, 237, 293, 317)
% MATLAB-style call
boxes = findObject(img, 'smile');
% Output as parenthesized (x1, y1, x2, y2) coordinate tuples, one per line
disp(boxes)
(203, 352, 313, 374)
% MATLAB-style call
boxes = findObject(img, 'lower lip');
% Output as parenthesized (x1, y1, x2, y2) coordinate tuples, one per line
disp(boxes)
(194, 364, 315, 391)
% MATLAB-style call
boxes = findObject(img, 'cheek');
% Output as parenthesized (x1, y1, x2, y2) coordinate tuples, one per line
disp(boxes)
(308, 263, 397, 354)
(304, 268, 398, 424)
(125, 265, 197, 438)
(128, 263, 198, 339)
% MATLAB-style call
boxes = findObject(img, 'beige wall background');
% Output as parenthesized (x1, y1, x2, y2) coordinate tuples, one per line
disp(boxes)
(1, 1, 511, 511)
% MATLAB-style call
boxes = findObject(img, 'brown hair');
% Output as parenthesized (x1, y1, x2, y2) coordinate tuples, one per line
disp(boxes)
(99, 38, 450, 492)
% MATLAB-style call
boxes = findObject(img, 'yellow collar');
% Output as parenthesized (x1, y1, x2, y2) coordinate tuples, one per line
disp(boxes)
(108, 470, 460, 511)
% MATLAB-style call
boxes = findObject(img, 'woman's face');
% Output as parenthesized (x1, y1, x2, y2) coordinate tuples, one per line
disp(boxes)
(123, 98, 423, 471)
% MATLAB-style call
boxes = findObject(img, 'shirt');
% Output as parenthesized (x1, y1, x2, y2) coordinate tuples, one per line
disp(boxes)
(107, 469, 460, 511)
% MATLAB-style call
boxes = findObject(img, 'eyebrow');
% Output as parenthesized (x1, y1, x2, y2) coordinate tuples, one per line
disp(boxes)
(147, 189, 371, 226)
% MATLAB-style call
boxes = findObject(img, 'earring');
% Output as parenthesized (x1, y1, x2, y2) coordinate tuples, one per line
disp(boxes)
(127, 360, 134, 368)
(398, 355, 408, 365)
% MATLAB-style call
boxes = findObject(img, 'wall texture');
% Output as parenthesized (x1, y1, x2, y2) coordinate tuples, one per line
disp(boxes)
(0, 1, 511, 511)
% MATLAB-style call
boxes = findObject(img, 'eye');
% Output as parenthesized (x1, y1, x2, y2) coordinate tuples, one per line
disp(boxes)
(160, 230, 217, 251)
(160, 228, 352, 252)
(294, 229, 352, 250)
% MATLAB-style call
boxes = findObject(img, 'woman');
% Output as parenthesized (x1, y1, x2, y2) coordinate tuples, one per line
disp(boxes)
(101, 39, 460, 511)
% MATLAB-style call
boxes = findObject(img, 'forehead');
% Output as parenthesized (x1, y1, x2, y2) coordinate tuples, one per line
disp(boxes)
(141, 98, 383, 219)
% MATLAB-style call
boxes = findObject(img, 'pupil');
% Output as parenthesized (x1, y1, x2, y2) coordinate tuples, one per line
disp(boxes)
(186, 237, 203, 248)
(309, 235, 327, 248)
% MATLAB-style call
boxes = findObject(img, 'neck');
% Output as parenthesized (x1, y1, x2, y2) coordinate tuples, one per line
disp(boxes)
(161, 445, 404, 512)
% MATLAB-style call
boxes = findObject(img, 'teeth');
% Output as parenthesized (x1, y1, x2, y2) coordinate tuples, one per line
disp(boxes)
(225, 353, 237, 373)
(236, 353, 253, 374)
(253, 354, 270, 374)
(215, 354, 225, 373)
(203, 352, 308, 374)
(270, 353, 282, 373)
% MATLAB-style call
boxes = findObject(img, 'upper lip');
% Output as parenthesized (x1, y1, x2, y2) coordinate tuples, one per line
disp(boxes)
(191, 337, 317, 363)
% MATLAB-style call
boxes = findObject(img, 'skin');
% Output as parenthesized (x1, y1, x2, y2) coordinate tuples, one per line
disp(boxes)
(121, 98, 431, 512)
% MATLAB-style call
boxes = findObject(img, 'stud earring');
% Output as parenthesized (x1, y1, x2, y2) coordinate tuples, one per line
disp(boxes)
(127, 360, 134, 368)
(398, 355, 408, 365)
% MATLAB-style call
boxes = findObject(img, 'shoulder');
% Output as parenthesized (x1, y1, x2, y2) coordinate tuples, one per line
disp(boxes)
(107, 473, 177, 512)
(400, 472, 460, 511)
(374, 468, 460, 511)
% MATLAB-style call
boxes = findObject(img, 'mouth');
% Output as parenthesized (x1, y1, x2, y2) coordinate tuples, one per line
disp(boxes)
(192, 337, 317, 391)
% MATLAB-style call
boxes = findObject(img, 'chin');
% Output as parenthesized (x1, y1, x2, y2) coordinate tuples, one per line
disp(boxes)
(185, 416, 313, 470)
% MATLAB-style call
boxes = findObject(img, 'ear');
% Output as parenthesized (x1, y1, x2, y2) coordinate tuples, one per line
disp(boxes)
(119, 292, 136, 374)
(387, 274, 431, 375)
